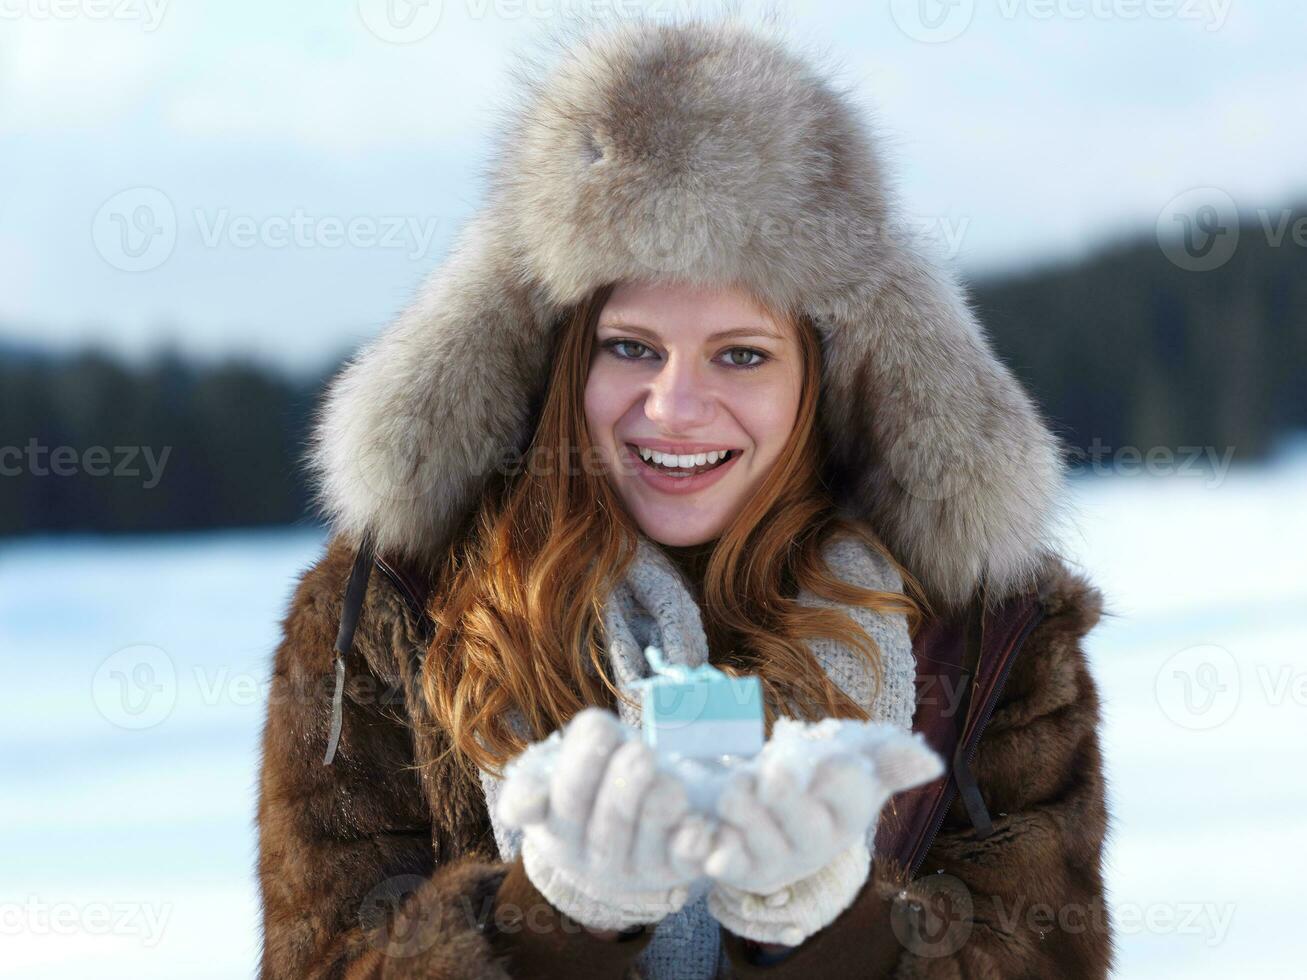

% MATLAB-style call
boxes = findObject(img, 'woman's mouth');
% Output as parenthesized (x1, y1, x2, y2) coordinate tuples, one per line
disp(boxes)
(623, 443, 742, 494)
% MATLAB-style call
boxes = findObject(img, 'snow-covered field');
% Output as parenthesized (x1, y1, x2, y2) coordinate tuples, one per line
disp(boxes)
(2, 440, 1304, 978)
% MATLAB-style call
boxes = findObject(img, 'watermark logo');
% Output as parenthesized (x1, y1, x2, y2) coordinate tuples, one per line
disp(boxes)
(358, 878, 444, 956)
(92, 187, 177, 272)
(91, 644, 177, 730)
(889, 872, 974, 957)
(626, 186, 719, 279)
(1155, 643, 1240, 730)
(891, 0, 976, 43)
(1156, 187, 1240, 272)
(357, 0, 444, 44)
(886, 414, 980, 503)
(351, 411, 443, 510)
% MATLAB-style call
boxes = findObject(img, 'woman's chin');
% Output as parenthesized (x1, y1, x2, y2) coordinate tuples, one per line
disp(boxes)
(631, 503, 730, 547)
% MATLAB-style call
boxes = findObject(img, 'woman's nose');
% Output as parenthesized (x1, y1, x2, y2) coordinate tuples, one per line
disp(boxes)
(644, 355, 715, 429)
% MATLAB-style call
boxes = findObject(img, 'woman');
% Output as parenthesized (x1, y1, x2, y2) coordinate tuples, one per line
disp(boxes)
(257, 16, 1112, 980)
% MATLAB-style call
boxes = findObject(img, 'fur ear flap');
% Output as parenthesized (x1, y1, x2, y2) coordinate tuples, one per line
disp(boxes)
(305, 215, 553, 564)
(818, 244, 1068, 614)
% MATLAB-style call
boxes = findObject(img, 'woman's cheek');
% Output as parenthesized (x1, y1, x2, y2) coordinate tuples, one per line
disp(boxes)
(583, 372, 619, 439)
(739, 386, 799, 457)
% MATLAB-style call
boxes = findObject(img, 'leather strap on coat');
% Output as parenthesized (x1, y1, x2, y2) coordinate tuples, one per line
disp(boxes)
(322, 530, 376, 765)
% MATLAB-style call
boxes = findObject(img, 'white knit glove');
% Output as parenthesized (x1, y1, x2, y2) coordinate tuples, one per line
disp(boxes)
(497, 707, 716, 931)
(705, 717, 944, 946)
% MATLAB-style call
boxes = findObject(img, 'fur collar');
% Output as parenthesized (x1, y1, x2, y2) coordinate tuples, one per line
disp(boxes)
(306, 16, 1067, 613)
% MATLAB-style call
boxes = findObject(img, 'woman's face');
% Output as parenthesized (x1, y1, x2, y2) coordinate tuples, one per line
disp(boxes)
(584, 279, 803, 546)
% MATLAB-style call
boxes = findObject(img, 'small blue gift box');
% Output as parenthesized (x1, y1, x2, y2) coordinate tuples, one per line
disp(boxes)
(632, 646, 764, 760)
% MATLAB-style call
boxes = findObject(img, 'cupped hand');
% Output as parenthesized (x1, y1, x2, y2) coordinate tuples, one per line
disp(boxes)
(705, 717, 944, 896)
(498, 707, 715, 901)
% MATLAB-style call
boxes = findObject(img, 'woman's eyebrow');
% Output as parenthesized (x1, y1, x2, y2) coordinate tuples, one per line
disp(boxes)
(597, 321, 783, 341)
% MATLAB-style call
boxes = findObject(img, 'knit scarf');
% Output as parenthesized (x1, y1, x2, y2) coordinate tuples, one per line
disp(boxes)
(478, 532, 917, 980)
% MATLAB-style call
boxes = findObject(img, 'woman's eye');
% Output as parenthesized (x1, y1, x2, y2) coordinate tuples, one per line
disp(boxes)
(722, 347, 767, 368)
(605, 339, 652, 360)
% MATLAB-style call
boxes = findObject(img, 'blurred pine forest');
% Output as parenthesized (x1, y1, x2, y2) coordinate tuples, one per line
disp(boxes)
(2, 209, 1304, 537)
(0, 349, 325, 536)
(974, 209, 1307, 460)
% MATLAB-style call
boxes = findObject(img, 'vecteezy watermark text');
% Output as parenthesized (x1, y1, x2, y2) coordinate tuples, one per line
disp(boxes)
(1, 897, 172, 947)
(1, 440, 170, 489)
(891, 0, 1232, 43)
(1068, 439, 1236, 487)
(93, 188, 445, 272)
(193, 209, 442, 259)
(0, 0, 169, 31)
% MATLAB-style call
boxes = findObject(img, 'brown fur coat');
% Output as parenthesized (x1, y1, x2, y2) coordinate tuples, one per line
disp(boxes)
(256, 537, 1112, 978)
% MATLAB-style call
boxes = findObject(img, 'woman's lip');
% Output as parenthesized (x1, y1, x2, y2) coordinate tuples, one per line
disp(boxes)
(622, 443, 741, 495)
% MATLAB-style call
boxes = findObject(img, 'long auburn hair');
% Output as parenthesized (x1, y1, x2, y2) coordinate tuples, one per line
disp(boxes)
(422, 281, 932, 780)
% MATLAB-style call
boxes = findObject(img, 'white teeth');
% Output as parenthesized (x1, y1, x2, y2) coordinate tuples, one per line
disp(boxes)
(634, 446, 734, 469)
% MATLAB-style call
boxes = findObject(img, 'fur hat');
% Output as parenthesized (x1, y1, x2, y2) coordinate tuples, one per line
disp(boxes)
(307, 14, 1068, 613)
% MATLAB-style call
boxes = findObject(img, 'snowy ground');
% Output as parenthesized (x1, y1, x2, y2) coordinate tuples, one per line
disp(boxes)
(2, 440, 1304, 977)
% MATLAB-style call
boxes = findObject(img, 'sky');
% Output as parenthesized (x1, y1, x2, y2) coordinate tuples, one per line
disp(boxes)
(1, 0, 1303, 373)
